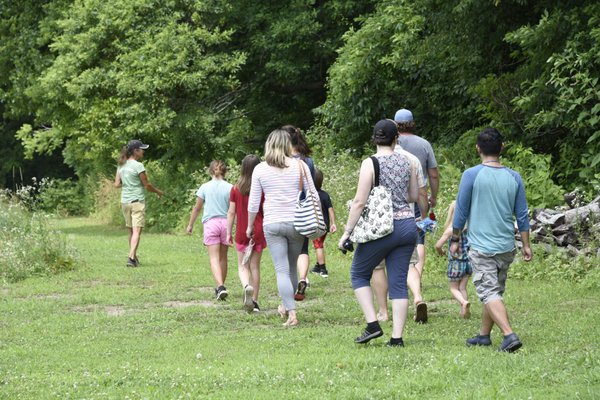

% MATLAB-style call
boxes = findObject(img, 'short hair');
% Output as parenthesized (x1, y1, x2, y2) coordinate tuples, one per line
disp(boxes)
(314, 168, 324, 190)
(477, 128, 503, 156)
(396, 120, 416, 133)
(264, 129, 292, 168)
(208, 160, 228, 177)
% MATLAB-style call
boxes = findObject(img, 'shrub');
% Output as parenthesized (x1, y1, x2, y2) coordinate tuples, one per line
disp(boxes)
(0, 193, 78, 283)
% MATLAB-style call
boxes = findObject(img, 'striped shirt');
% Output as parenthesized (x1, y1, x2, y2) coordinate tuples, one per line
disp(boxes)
(248, 158, 318, 226)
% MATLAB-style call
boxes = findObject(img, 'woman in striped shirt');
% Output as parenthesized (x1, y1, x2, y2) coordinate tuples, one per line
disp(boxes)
(247, 129, 319, 327)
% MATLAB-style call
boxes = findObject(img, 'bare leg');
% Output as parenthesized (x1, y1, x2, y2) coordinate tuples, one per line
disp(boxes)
(483, 299, 513, 336)
(372, 267, 389, 321)
(207, 244, 224, 286)
(128, 227, 142, 259)
(391, 299, 409, 338)
(354, 286, 377, 323)
(459, 277, 470, 318)
(316, 248, 326, 265)
(219, 244, 228, 283)
(297, 254, 309, 282)
(249, 251, 262, 301)
(237, 251, 250, 288)
(406, 245, 425, 305)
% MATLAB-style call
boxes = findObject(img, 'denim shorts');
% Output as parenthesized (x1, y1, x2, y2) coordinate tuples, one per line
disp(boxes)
(468, 248, 516, 304)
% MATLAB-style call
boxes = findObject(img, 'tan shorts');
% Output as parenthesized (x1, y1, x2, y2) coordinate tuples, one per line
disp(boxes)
(121, 202, 146, 228)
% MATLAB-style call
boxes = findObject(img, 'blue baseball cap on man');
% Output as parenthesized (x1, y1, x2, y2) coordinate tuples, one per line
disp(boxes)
(394, 108, 413, 123)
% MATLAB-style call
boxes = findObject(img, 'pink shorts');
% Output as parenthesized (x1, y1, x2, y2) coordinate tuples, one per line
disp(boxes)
(235, 241, 266, 253)
(203, 218, 228, 246)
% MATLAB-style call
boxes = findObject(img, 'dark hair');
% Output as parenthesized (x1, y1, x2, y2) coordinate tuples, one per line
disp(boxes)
(236, 155, 260, 196)
(372, 119, 397, 146)
(118, 146, 133, 165)
(281, 125, 312, 156)
(208, 160, 228, 178)
(396, 120, 416, 133)
(477, 128, 503, 156)
(314, 168, 324, 190)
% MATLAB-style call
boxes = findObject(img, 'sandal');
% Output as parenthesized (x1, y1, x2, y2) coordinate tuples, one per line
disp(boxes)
(414, 301, 428, 324)
(277, 304, 288, 319)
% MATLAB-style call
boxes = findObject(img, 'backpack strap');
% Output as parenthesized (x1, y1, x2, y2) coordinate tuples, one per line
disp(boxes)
(370, 156, 380, 187)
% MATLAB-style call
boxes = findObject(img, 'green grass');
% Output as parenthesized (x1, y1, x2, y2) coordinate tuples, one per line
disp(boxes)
(1, 217, 599, 399)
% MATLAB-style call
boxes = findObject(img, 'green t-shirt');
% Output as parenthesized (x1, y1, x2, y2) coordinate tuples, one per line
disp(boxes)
(118, 159, 146, 203)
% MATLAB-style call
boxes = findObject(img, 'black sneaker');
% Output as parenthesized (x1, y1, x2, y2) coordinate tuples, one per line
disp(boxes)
(311, 264, 322, 274)
(243, 285, 254, 313)
(320, 266, 329, 278)
(252, 301, 260, 312)
(294, 280, 307, 301)
(386, 338, 404, 347)
(466, 334, 492, 347)
(216, 285, 228, 301)
(355, 328, 383, 344)
(499, 333, 522, 353)
(126, 257, 138, 267)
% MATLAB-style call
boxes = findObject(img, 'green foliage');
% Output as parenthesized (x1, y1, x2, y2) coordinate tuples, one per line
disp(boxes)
(36, 177, 94, 216)
(0, 194, 78, 283)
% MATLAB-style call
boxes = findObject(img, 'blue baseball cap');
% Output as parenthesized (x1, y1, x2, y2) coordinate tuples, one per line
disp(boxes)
(394, 108, 413, 122)
(127, 139, 149, 152)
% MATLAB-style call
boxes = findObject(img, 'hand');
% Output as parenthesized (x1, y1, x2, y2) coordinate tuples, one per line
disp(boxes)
(435, 244, 444, 256)
(156, 190, 164, 198)
(522, 245, 533, 262)
(449, 241, 460, 259)
(186, 225, 193, 235)
(246, 227, 254, 239)
(226, 234, 233, 246)
(330, 223, 337, 234)
(428, 196, 437, 208)
(338, 231, 350, 251)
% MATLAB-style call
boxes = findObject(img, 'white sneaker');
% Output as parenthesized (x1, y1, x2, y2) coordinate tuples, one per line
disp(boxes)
(243, 285, 254, 313)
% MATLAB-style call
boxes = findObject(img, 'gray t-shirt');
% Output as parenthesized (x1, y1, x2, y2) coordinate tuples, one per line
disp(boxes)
(398, 134, 437, 183)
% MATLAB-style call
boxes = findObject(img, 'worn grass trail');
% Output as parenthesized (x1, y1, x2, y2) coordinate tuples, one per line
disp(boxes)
(1, 218, 599, 399)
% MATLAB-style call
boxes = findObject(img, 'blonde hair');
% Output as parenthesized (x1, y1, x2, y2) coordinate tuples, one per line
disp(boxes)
(444, 201, 457, 230)
(208, 160, 227, 178)
(264, 129, 292, 168)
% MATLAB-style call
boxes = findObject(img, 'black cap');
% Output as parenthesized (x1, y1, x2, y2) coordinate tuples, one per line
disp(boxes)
(373, 119, 398, 141)
(127, 139, 149, 152)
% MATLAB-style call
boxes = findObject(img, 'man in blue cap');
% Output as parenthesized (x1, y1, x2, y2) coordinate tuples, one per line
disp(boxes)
(394, 108, 439, 323)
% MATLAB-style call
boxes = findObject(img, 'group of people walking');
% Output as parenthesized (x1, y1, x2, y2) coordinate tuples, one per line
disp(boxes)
(114, 109, 533, 352)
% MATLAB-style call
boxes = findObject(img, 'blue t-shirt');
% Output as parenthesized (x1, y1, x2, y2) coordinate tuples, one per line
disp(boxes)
(453, 164, 530, 253)
(196, 179, 233, 223)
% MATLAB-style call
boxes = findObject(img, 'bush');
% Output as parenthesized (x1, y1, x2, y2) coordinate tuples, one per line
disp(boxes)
(0, 193, 78, 283)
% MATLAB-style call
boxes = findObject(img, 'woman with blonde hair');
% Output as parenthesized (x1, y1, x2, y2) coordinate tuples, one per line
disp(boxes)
(247, 129, 319, 326)
(187, 160, 233, 301)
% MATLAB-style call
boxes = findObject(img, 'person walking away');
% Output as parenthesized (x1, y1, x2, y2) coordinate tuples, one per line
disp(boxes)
(187, 160, 233, 301)
(394, 108, 439, 323)
(114, 139, 163, 267)
(227, 155, 266, 313)
(309, 168, 337, 278)
(281, 125, 316, 301)
(451, 127, 532, 352)
(247, 129, 319, 327)
(339, 119, 420, 347)
(435, 201, 471, 319)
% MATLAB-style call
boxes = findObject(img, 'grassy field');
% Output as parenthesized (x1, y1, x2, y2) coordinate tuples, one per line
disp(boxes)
(1, 217, 599, 399)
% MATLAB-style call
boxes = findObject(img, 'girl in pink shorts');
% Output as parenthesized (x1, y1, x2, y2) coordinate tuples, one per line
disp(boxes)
(187, 160, 233, 301)
(227, 155, 267, 313)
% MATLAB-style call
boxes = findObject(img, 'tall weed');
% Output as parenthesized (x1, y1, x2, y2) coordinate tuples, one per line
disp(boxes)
(0, 193, 78, 283)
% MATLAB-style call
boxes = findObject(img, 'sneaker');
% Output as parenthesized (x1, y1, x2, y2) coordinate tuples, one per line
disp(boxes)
(311, 264, 322, 274)
(135, 256, 141, 266)
(252, 301, 260, 312)
(355, 327, 383, 344)
(386, 338, 404, 347)
(499, 333, 522, 353)
(126, 257, 138, 267)
(216, 285, 228, 301)
(466, 334, 492, 347)
(294, 280, 308, 301)
(320, 266, 329, 278)
(243, 285, 254, 313)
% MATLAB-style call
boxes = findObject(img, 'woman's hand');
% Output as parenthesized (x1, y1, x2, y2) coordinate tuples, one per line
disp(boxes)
(338, 230, 350, 250)
(186, 224, 193, 235)
(246, 226, 254, 240)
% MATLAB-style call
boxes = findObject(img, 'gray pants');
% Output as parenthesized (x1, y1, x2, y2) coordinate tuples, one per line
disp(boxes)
(263, 222, 305, 311)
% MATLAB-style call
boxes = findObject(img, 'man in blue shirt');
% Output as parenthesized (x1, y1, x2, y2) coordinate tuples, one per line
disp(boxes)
(451, 128, 533, 352)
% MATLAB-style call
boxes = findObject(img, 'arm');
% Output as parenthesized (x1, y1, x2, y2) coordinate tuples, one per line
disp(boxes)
(417, 187, 428, 219)
(450, 169, 475, 257)
(247, 166, 263, 239)
(328, 207, 337, 233)
(247, 212, 257, 239)
(338, 158, 374, 248)
(186, 197, 203, 234)
(435, 225, 453, 256)
(408, 163, 419, 204)
(428, 167, 439, 208)
(226, 201, 236, 245)
(513, 172, 532, 261)
(520, 230, 533, 261)
(139, 172, 163, 197)
(114, 169, 121, 188)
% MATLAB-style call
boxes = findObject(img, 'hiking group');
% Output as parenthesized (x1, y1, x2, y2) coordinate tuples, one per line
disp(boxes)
(114, 109, 533, 352)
